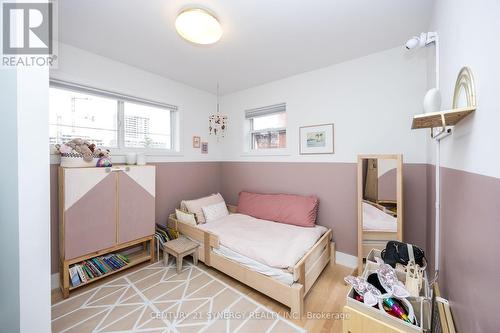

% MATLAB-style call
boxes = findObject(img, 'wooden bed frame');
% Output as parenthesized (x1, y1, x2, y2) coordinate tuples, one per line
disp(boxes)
(167, 205, 333, 315)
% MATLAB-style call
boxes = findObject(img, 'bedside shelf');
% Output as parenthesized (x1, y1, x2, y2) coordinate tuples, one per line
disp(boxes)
(411, 106, 475, 130)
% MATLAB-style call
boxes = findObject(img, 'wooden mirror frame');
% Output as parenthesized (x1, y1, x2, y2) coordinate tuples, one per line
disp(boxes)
(357, 154, 403, 273)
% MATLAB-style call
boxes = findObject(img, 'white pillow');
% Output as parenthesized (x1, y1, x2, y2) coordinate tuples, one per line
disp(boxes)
(202, 201, 229, 223)
(175, 209, 197, 226)
(181, 193, 225, 223)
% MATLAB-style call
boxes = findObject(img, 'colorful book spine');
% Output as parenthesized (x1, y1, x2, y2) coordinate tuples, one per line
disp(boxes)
(103, 257, 119, 270)
(110, 256, 125, 268)
(82, 264, 94, 279)
(86, 261, 101, 276)
(112, 255, 126, 267)
(91, 258, 107, 274)
(69, 266, 81, 287)
(117, 253, 130, 264)
(75, 265, 87, 283)
(98, 257, 113, 272)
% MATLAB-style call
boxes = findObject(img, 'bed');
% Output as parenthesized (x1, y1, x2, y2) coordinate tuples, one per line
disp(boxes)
(167, 204, 333, 315)
(362, 201, 397, 232)
(361, 201, 398, 257)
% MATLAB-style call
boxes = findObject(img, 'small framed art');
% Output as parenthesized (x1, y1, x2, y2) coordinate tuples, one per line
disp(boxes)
(299, 123, 334, 154)
(193, 136, 201, 148)
(201, 142, 208, 154)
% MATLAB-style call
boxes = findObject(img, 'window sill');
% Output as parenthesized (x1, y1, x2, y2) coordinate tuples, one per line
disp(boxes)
(240, 149, 291, 157)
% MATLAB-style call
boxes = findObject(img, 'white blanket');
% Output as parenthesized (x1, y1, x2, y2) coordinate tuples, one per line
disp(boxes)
(362, 202, 397, 232)
(198, 213, 327, 269)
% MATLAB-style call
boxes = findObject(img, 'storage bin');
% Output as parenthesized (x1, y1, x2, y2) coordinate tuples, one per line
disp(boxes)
(60, 153, 99, 168)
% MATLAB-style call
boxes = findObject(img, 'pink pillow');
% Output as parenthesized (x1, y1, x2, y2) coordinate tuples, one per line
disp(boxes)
(237, 191, 319, 227)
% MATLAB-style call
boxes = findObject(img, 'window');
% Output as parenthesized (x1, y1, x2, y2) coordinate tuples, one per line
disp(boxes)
(49, 81, 178, 152)
(124, 102, 172, 149)
(246, 103, 286, 150)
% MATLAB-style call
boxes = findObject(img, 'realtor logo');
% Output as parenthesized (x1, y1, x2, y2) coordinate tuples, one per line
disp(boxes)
(2, 2, 52, 54)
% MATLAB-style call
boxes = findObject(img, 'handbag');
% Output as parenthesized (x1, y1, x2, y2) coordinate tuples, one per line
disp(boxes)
(404, 260, 423, 297)
(381, 241, 426, 268)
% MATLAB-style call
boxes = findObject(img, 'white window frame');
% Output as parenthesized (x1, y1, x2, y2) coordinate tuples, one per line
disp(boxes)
(49, 79, 179, 155)
(245, 103, 287, 152)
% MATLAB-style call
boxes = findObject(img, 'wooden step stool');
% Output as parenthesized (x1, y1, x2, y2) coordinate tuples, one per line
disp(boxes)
(162, 237, 199, 273)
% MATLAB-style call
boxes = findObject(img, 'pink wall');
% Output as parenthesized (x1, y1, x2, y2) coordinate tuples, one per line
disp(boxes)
(50, 162, 221, 274)
(220, 162, 428, 255)
(378, 168, 397, 201)
(427, 166, 500, 332)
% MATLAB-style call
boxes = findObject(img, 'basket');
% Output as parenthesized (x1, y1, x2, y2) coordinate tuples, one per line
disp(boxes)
(60, 153, 99, 168)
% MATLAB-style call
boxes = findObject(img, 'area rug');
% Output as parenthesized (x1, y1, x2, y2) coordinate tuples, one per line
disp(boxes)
(52, 260, 306, 333)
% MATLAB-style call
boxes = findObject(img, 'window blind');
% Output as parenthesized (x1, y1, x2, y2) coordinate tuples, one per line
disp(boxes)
(245, 102, 286, 119)
(49, 78, 178, 111)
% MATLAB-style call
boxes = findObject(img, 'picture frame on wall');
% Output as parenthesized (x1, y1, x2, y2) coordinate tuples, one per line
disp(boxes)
(299, 123, 334, 154)
(201, 142, 208, 154)
(193, 136, 201, 148)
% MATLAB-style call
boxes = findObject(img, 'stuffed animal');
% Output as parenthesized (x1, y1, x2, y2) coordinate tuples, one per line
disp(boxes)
(55, 138, 111, 162)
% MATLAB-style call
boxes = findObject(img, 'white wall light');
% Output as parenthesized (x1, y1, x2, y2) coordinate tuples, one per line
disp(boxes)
(175, 8, 222, 45)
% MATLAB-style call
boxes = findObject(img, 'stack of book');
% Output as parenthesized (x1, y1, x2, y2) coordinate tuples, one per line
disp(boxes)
(155, 223, 178, 247)
(69, 253, 130, 287)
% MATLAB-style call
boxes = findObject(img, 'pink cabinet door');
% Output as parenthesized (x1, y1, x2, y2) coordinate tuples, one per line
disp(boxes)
(64, 168, 117, 260)
(117, 166, 155, 243)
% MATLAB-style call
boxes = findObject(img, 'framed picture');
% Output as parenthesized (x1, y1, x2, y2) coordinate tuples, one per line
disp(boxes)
(201, 142, 208, 154)
(299, 123, 334, 154)
(192, 136, 201, 148)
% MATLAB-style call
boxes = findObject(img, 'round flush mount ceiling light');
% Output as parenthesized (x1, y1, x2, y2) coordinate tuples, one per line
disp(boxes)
(175, 8, 222, 45)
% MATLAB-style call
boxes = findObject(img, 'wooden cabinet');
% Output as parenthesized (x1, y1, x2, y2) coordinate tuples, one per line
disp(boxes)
(117, 166, 156, 243)
(59, 165, 156, 297)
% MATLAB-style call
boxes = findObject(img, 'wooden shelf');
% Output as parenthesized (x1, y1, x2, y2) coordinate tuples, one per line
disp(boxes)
(69, 248, 152, 291)
(61, 235, 155, 297)
(411, 106, 475, 130)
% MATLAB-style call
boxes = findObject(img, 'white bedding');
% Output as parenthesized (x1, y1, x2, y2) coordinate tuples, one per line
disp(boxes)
(213, 245, 295, 285)
(198, 213, 327, 269)
(362, 202, 397, 232)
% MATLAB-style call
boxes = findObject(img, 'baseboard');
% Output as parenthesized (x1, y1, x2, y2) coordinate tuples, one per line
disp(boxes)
(51, 272, 59, 290)
(335, 251, 357, 268)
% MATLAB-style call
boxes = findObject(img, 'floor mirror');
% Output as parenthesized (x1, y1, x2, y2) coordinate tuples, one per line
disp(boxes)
(357, 154, 403, 272)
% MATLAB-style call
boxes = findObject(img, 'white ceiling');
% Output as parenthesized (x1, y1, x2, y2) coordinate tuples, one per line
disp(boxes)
(58, 0, 433, 94)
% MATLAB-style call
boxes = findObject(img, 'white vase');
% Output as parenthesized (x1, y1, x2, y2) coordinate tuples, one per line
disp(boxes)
(126, 153, 137, 165)
(136, 153, 146, 165)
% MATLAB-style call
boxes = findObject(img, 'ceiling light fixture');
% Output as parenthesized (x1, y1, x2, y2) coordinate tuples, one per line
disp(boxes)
(175, 8, 222, 45)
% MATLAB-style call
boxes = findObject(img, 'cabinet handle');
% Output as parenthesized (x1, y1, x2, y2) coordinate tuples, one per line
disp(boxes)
(105, 166, 130, 173)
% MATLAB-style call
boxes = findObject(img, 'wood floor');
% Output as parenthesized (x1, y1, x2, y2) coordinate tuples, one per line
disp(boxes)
(52, 257, 354, 333)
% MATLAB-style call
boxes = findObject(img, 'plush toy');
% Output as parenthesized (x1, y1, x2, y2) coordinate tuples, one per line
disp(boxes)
(55, 138, 111, 162)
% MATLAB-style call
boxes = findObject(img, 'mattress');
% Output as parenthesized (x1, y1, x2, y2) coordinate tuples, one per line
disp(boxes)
(198, 213, 327, 269)
(362, 202, 397, 232)
(213, 245, 295, 285)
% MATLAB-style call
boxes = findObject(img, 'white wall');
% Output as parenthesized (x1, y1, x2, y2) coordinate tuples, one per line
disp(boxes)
(0, 69, 21, 333)
(50, 43, 221, 163)
(0, 68, 51, 331)
(220, 47, 429, 163)
(427, 0, 500, 178)
(17, 67, 52, 333)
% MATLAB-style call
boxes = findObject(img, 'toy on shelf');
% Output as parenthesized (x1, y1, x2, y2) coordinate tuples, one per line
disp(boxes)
(55, 138, 111, 168)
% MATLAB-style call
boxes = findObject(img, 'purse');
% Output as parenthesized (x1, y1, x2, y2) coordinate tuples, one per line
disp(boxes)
(381, 241, 426, 268)
(404, 260, 423, 297)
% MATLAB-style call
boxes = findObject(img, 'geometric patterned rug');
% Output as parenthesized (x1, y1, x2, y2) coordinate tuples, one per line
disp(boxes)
(52, 259, 306, 333)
